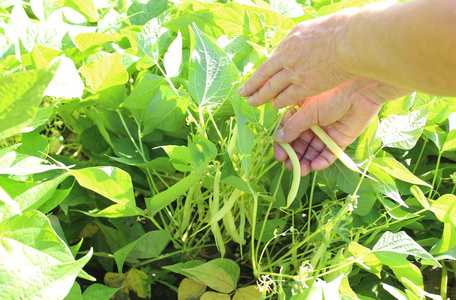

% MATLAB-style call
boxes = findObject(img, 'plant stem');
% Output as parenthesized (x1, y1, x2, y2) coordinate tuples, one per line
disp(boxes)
(429, 151, 443, 199)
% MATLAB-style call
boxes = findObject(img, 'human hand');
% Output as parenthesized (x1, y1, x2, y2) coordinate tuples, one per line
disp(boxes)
(273, 78, 409, 176)
(237, 9, 357, 109)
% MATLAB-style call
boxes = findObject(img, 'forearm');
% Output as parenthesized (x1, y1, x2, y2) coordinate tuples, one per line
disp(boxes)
(339, 0, 456, 97)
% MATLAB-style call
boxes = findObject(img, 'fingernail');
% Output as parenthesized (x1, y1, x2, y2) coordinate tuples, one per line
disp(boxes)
(247, 96, 254, 106)
(274, 129, 284, 141)
(238, 84, 245, 96)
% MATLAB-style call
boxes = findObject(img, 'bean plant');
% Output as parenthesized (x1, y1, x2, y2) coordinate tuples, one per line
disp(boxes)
(1, 0, 455, 299)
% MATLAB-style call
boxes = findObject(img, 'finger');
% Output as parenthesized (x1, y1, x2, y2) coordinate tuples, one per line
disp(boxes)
(246, 69, 292, 107)
(274, 142, 288, 162)
(274, 98, 319, 144)
(237, 56, 283, 97)
(269, 84, 308, 109)
(311, 148, 338, 171)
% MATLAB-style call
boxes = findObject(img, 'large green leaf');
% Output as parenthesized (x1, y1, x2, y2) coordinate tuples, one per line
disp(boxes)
(114, 230, 171, 273)
(0, 151, 67, 175)
(0, 63, 57, 140)
(372, 231, 440, 267)
(188, 24, 240, 107)
(69, 167, 143, 217)
(0, 173, 70, 221)
(378, 108, 428, 150)
(164, 2, 294, 44)
(182, 258, 240, 293)
(123, 75, 188, 135)
(372, 157, 431, 187)
(430, 194, 456, 226)
(44, 56, 84, 98)
(79, 53, 129, 92)
(63, 0, 98, 22)
(355, 116, 381, 162)
(0, 211, 93, 299)
(127, 0, 168, 26)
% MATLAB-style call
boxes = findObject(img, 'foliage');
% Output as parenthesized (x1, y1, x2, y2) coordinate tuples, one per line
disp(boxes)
(0, 0, 455, 299)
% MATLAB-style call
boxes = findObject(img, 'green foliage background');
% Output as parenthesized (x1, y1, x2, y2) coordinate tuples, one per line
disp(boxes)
(1, 0, 456, 299)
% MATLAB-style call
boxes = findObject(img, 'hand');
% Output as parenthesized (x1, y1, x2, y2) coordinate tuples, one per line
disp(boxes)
(274, 78, 409, 176)
(237, 9, 357, 109)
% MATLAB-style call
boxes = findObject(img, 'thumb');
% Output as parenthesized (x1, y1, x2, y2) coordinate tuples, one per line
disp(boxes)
(274, 98, 319, 143)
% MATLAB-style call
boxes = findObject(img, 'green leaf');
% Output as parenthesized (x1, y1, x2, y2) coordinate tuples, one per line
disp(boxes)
(182, 258, 240, 293)
(0, 211, 93, 299)
(64, 282, 82, 300)
(69, 166, 143, 217)
(163, 31, 183, 77)
(162, 260, 205, 278)
(124, 24, 170, 68)
(201, 291, 231, 300)
(164, 2, 294, 44)
(124, 77, 188, 135)
(347, 242, 382, 277)
(114, 230, 170, 273)
(233, 285, 263, 300)
(270, 0, 304, 18)
(431, 222, 456, 255)
(82, 283, 122, 300)
(430, 194, 456, 226)
(161, 145, 194, 172)
(74, 32, 123, 52)
(221, 151, 251, 193)
(410, 185, 430, 209)
(0, 173, 70, 220)
(378, 109, 428, 150)
(442, 129, 456, 152)
(16, 130, 49, 158)
(178, 278, 207, 300)
(255, 218, 287, 243)
(127, 0, 168, 26)
(188, 136, 217, 170)
(0, 63, 57, 140)
(44, 56, 84, 98)
(231, 95, 255, 175)
(382, 283, 408, 300)
(368, 163, 406, 207)
(20, 104, 54, 134)
(372, 231, 440, 267)
(0, 151, 67, 175)
(63, 0, 97, 22)
(391, 262, 424, 290)
(123, 74, 167, 122)
(355, 115, 381, 162)
(373, 157, 431, 187)
(188, 23, 240, 107)
(79, 53, 129, 92)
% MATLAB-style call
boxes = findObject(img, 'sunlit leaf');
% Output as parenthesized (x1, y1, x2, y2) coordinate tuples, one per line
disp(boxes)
(372, 231, 440, 267)
(0, 63, 57, 140)
(79, 53, 129, 92)
(0, 211, 93, 299)
(430, 194, 456, 226)
(188, 24, 240, 107)
(373, 157, 431, 187)
(378, 109, 428, 150)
